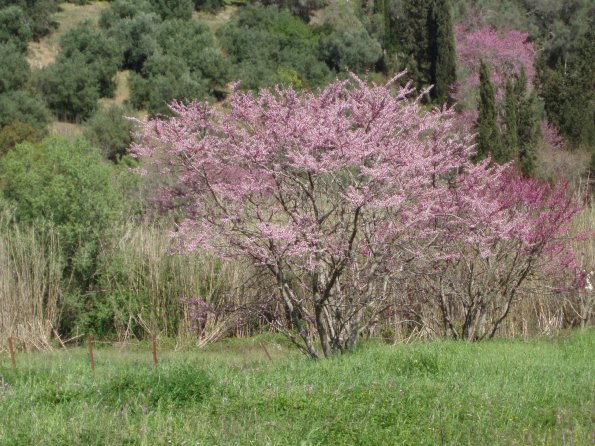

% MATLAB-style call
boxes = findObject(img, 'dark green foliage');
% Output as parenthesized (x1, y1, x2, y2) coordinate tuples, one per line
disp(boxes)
(130, 55, 210, 116)
(0, 0, 59, 40)
(538, 29, 595, 150)
(501, 79, 518, 163)
(0, 42, 30, 94)
(131, 19, 229, 115)
(0, 5, 32, 51)
(37, 53, 100, 122)
(371, 0, 394, 51)
(59, 22, 122, 97)
(83, 106, 135, 161)
(258, 0, 327, 22)
(514, 70, 538, 176)
(149, 0, 194, 20)
(0, 137, 125, 333)
(219, 4, 331, 90)
(98, 0, 153, 28)
(476, 60, 501, 160)
(102, 10, 160, 71)
(318, 27, 382, 73)
(193, 0, 225, 13)
(0, 121, 42, 156)
(156, 19, 230, 88)
(428, 0, 456, 104)
(0, 90, 51, 131)
(392, 0, 433, 87)
(0, 136, 127, 289)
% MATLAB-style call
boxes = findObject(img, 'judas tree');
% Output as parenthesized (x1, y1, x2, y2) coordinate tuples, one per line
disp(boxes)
(132, 74, 580, 357)
(416, 172, 581, 340)
(453, 14, 535, 106)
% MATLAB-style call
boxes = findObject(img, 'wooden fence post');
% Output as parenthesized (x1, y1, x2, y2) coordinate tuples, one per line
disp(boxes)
(259, 342, 273, 363)
(7, 337, 16, 369)
(87, 335, 95, 375)
(152, 335, 158, 366)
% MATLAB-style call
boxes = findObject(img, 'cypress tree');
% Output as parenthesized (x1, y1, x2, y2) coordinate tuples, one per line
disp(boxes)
(515, 69, 538, 176)
(398, 0, 433, 88)
(476, 60, 501, 161)
(501, 78, 518, 163)
(428, 0, 456, 104)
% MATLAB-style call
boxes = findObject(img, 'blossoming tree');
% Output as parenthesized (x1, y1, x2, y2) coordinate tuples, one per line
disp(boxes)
(453, 13, 535, 105)
(132, 74, 580, 356)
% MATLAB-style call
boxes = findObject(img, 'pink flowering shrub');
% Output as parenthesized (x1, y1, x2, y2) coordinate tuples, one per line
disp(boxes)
(419, 172, 582, 340)
(132, 74, 581, 355)
(540, 120, 565, 151)
(454, 12, 535, 104)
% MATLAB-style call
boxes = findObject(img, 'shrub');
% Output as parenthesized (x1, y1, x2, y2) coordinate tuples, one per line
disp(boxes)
(0, 90, 51, 132)
(318, 27, 382, 72)
(0, 42, 30, 94)
(129, 55, 210, 116)
(0, 136, 127, 286)
(103, 11, 160, 72)
(219, 4, 330, 90)
(149, 0, 194, 20)
(59, 22, 122, 97)
(36, 53, 101, 122)
(0, 5, 32, 51)
(83, 106, 136, 161)
(0, 121, 43, 156)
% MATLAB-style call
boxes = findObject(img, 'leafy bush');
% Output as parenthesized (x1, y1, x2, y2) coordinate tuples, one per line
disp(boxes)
(193, 0, 225, 13)
(59, 22, 122, 97)
(0, 121, 42, 156)
(219, 4, 331, 90)
(156, 19, 229, 84)
(0, 5, 32, 50)
(102, 10, 160, 72)
(0, 90, 51, 132)
(99, 0, 153, 27)
(0, 42, 30, 94)
(130, 20, 229, 115)
(318, 27, 382, 72)
(36, 53, 101, 122)
(129, 55, 210, 116)
(83, 106, 136, 161)
(149, 0, 194, 20)
(0, 136, 127, 285)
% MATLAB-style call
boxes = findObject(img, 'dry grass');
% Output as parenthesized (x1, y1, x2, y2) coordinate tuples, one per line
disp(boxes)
(27, 1, 109, 70)
(97, 220, 265, 348)
(193, 6, 239, 33)
(0, 215, 61, 352)
(49, 121, 84, 138)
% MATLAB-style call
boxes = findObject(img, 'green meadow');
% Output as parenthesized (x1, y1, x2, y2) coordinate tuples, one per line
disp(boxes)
(1, 330, 592, 445)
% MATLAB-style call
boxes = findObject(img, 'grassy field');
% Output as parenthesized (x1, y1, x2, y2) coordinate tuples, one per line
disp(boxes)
(0, 331, 593, 445)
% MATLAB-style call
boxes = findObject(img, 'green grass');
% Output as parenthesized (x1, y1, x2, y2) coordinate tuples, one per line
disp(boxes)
(0, 331, 593, 445)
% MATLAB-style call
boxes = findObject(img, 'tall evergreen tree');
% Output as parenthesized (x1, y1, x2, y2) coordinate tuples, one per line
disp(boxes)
(428, 0, 456, 104)
(476, 60, 501, 160)
(501, 78, 518, 163)
(397, 0, 432, 88)
(514, 69, 538, 176)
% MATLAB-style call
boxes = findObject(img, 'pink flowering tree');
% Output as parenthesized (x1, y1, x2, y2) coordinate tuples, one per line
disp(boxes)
(416, 172, 582, 340)
(132, 74, 580, 356)
(453, 12, 535, 106)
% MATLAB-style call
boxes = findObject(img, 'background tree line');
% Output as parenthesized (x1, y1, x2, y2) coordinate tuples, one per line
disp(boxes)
(0, 0, 592, 343)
